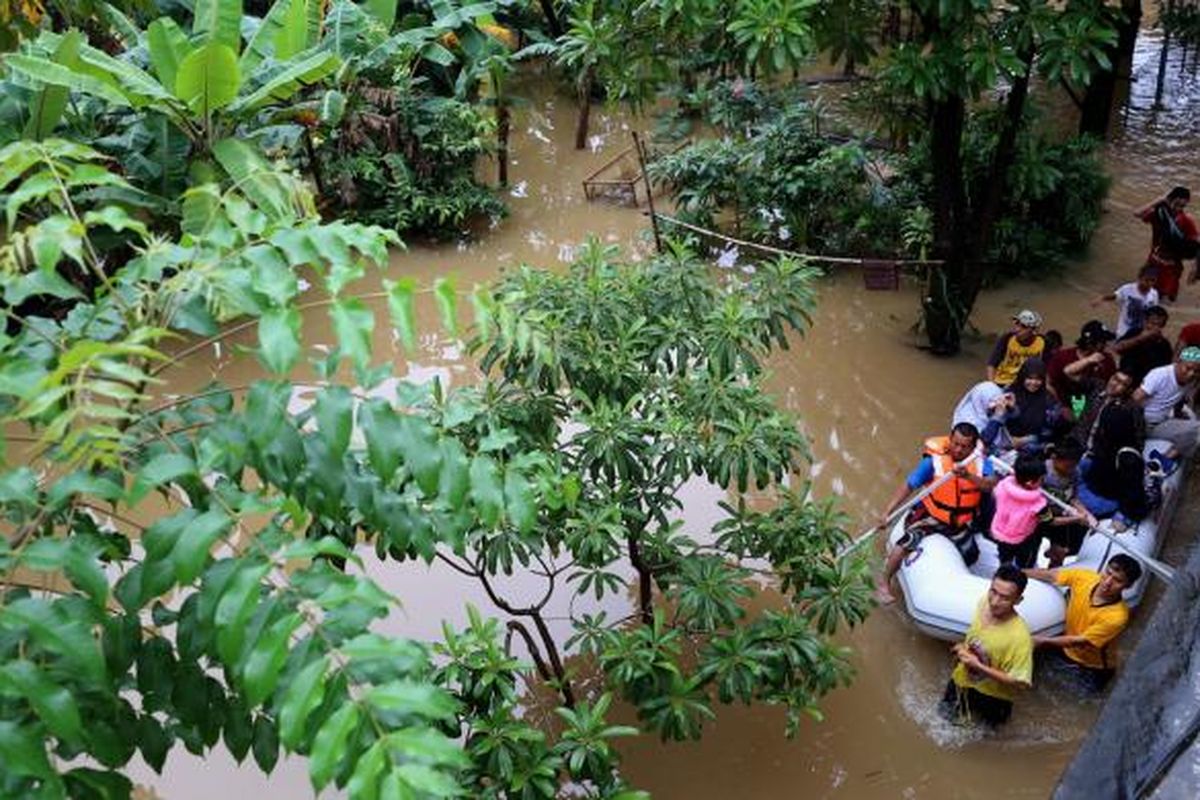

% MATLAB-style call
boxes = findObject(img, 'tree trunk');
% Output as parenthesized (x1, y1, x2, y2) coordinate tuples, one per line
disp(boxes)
(537, 0, 563, 37)
(922, 95, 968, 355)
(497, 104, 510, 187)
(574, 71, 592, 150)
(1155, 0, 1173, 109)
(1079, 0, 1142, 137)
(966, 43, 1035, 312)
(627, 535, 654, 625)
(883, 2, 902, 44)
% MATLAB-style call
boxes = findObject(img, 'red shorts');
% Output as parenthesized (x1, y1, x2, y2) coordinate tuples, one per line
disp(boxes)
(1148, 252, 1183, 300)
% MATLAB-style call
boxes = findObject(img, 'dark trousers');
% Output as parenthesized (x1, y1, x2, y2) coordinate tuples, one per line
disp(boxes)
(940, 680, 1013, 727)
(996, 534, 1042, 569)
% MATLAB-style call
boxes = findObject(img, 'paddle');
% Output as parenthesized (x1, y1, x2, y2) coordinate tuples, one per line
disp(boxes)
(837, 450, 983, 561)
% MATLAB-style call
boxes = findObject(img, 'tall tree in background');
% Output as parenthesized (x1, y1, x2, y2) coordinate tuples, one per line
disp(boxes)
(876, 0, 1117, 354)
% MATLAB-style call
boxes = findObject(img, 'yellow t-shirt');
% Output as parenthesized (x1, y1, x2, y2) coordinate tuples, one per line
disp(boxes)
(1056, 568, 1129, 670)
(952, 597, 1034, 701)
(992, 334, 1045, 386)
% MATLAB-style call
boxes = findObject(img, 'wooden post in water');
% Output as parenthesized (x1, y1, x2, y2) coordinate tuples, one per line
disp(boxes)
(631, 131, 663, 253)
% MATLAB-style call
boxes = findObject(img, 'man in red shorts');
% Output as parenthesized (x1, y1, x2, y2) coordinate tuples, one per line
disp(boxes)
(1135, 186, 1200, 302)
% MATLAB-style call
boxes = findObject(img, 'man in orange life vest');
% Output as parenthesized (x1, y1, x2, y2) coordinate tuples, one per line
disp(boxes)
(875, 422, 998, 604)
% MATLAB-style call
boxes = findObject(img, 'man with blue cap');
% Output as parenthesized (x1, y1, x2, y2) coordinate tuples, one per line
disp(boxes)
(1132, 345, 1200, 473)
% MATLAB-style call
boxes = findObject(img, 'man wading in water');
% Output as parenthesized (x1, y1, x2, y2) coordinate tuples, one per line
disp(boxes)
(1024, 554, 1143, 693)
(941, 564, 1034, 727)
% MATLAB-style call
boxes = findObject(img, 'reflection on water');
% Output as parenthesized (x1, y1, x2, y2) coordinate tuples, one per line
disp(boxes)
(136, 24, 1200, 798)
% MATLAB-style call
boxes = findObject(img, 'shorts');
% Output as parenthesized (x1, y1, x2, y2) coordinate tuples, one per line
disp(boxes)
(940, 680, 1013, 727)
(1038, 649, 1114, 695)
(896, 507, 980, 566)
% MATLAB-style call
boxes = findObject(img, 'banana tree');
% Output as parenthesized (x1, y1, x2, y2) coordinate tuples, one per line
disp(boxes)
(3, 0, 339, 166)
(450, 14, 546, 188)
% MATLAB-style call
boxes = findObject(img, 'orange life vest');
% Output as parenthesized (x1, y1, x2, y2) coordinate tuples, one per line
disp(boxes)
(920, 436, 983, 528)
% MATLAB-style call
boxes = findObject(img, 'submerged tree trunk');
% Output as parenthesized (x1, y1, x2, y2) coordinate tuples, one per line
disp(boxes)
(1079, 0, 1142, 137)
(537, 0, 563, 37)
(922, 95, 969, 355)
(966, 43, 1035, 313)
(574, 70, 593, 150)
(497, 104, 510, 187)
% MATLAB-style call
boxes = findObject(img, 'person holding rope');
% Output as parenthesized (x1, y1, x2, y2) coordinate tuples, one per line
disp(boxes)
(940, 564, 1034, 727)
(875, 422, 996, 604)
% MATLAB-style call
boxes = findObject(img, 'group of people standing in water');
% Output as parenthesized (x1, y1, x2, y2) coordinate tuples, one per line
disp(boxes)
(872, 187, 1200, 728)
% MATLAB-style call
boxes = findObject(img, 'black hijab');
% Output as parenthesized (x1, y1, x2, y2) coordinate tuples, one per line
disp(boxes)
(1008, 357, 1054, 437)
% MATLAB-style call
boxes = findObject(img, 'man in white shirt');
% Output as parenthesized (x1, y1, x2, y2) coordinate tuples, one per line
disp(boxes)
(1132, 346, 1200, 472)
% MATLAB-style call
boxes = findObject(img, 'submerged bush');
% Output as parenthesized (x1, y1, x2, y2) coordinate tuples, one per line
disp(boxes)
(652, 84, 1108, 275)
(320, 91, 505, 238)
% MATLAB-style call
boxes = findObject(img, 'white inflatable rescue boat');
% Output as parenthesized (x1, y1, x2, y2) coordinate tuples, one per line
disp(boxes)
(887, 441, 1182, 641)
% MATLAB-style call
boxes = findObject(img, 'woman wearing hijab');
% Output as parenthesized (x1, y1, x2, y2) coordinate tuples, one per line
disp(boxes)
(1006, 358, 1065, 453)
(1078, 398, 1150, 525)
(951, 381, 1014, 452)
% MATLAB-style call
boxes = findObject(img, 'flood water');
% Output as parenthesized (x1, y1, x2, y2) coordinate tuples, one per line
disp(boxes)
(132, 16, 1200, 800)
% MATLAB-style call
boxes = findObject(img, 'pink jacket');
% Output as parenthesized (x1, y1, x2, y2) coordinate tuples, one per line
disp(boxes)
(990, 476, 1047, 544)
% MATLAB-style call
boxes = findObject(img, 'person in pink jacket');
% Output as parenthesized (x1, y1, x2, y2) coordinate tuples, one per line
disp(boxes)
(991, 454, 1052, 568)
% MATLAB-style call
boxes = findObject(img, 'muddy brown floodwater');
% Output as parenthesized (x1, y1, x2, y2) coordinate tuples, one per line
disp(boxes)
(131, 21, 1200, 800)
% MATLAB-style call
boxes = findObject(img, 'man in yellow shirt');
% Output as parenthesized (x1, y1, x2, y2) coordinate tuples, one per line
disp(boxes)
(1025, 554, 1143, 692)
(987, 309, 1046, 387)
(941, 564, 1034, 727)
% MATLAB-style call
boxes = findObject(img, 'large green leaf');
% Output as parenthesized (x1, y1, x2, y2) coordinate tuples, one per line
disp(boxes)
(194, 0, 245, 51)
(364, 0, 399, 27)
(227, 50, 340, 116)
(278, 655, 328, 748)
(241, 0, 297, 73)
(315, 386, 354, 458)
(173, 509, 232, 584)
(242, 612, 301, 705)
(147, 18, 193, 92)
(1, 661, 85, 743)
(275, 0, 309, 62)
(74, 40, 178, 108)
(212, 138, 292, 220)
(23, 30, 82, 141)
(383, 278, 417, 352)
(258, 307, 302, 374)
(330, 298, 374, 371)
(5, 54, 130, 108)
(0, 721, 52, 779)
(309, 703, 360, 791)
(175, 42, 241, 116)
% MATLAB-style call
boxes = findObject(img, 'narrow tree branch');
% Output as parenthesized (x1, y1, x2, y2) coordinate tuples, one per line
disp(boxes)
(504, 620, 552, 681)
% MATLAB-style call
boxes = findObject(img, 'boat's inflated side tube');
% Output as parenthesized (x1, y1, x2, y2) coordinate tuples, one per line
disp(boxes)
(1069, 438, 1184, 608)
(887, 524, 1066, 641)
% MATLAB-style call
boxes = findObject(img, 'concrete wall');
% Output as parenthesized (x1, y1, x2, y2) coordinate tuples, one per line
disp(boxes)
(1054, 536, 1200, 799)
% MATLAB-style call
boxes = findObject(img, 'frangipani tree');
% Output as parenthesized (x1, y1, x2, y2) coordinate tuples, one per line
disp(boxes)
(0, 116, 871, 800)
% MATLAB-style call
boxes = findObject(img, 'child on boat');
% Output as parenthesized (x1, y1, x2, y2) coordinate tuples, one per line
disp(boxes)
(1038, 439, 1099, 568)
(990, 454, 1052, 568)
